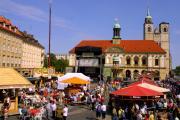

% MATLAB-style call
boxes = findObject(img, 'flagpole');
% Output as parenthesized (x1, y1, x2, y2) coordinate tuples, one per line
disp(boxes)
(48, 0, 52, 68)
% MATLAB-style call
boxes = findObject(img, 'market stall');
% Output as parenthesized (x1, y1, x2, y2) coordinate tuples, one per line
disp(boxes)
(110, 85, 164, 110)
(111, 85, 163, 98)
(61, 77, 90, 94)
(0, 68, 33, 115)
(60, 76, 90, 104)
(57, 73, 91, 90)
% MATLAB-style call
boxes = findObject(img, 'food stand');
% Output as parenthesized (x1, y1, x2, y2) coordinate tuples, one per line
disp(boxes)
(61, 77, 90, 94)
(0, 68, 33, 115)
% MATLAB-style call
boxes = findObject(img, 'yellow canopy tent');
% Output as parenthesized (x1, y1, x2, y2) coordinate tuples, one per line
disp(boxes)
(0, 68, 33, 89)
(61, 77, 90, 84)
(0, 68, 33, 115)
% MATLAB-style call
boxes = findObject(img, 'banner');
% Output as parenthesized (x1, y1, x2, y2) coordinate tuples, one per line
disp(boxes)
(79, 59, 99, 67)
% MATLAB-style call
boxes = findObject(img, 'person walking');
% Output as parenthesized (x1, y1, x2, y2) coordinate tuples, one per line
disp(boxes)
(50, 100, 57, 119)
(95, 103, 102, 120)
(101, 103, 107, 120)
(91, 95, 96, 111)
(63, 105, 68, 120)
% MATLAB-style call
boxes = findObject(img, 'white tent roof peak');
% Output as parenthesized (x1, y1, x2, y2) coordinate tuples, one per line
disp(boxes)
(137, 83, 170, 93)
(58, 73, 91, 81)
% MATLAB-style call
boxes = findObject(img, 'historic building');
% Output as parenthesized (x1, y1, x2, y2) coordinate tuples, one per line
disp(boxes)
(68, 9, 171, 80)
(0, 16, 44, 77)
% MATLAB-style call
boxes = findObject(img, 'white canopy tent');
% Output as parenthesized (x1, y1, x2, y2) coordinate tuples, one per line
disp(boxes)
(58, 73, 91, 82)
(57, 73, 91, 90)
(137, 83, 170, 93)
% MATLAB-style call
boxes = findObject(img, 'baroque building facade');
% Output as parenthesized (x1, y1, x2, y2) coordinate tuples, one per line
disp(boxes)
(0, 16, 44, 77)
(68, 10, 171, 80)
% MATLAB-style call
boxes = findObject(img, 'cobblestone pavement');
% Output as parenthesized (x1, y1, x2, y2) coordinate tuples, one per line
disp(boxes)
(6, 105, 112, 120)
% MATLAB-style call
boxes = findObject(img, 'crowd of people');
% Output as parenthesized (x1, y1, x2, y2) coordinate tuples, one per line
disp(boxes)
(0, 75, 179, 120)
(16, 79, 108, 120)
(108, 77, 180, 120)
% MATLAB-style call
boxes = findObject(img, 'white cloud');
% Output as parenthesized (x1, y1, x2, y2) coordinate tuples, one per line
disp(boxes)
(0, 0, 93, 38)
(0, 0, 47, 22)
(0, 0, 72, 29)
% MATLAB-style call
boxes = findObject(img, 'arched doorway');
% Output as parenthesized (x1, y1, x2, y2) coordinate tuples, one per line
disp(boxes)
(126, 70, 131, 78)
(133, 70, 139, 80)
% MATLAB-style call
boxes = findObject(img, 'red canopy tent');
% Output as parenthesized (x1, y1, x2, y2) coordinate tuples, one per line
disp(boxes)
(111, 85, 163, 97)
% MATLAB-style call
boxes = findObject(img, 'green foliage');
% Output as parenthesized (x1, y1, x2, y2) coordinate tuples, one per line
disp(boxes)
(44, 53, 69, 72)
(173, 66, 180, 76)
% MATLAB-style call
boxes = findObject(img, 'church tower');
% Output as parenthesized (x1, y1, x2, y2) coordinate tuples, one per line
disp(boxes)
(112, 19, 121, 44)
(144, 8, 154, 40)
(159, 22, 169, 55)
(159, 22, 171, 70)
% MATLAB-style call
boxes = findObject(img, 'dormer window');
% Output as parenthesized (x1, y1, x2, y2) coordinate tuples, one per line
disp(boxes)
(14, 28, 17, 32)
(0, 22, 3, 26)
(9, 25, 11, 30)
(3, 23, 6, 27)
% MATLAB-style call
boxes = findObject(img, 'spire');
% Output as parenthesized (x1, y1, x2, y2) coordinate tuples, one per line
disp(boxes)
(145, 7, 153, 24)
(147, 7, 150, 16)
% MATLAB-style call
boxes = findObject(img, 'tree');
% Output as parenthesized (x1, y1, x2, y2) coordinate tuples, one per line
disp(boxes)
(173, 66, 180, 76)
(44, 53, 69, 73)
(44, 53, 57, 68)
(55, 59, 69, 72)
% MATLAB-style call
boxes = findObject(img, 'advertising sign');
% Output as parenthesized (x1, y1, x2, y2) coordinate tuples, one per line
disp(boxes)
(79, 59, 99, 67)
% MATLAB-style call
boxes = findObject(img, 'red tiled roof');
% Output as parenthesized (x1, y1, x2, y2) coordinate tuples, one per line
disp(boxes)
(0, 16, 11, 24)
(69, 40, 166, 53)
(0, 16, 22, 37)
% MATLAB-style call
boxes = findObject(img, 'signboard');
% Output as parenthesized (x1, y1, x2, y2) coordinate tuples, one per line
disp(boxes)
(79, 59, 99, 67)
(48, 67, 55, 75)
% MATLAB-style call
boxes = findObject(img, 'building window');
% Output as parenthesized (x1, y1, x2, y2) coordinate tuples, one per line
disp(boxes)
(126, 56, 131, 65)
(148, 27, 151, 32)
(155, 58, 159, 66)
(163, 27, 168, 32)
(134, 56, 139, 65)
(142, 56, 147, 65)
(113, 61, 119, 65)
(113, 56, 119, 65)
(2, 63, 5, 67)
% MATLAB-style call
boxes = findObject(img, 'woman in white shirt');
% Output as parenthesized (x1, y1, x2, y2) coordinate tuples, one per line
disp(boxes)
(101, 103, 106, 120)
(63, 105, 68, 120)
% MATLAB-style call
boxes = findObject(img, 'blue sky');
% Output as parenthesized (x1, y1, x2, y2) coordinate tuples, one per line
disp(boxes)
(0, 0, 180, 68)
